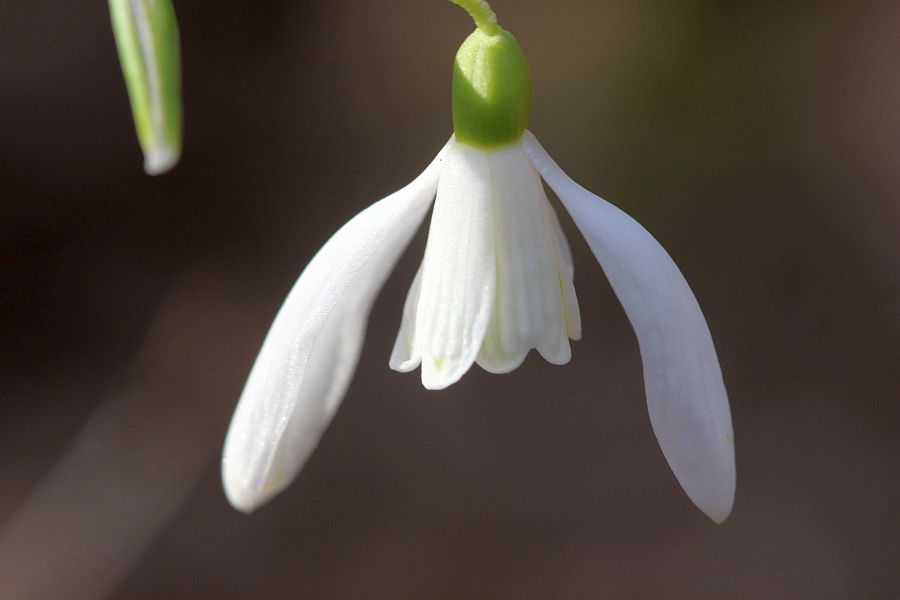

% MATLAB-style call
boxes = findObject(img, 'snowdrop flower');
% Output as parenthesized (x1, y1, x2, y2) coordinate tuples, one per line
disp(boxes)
(223, 0, 735, 523)
(109, 0, 182, 174)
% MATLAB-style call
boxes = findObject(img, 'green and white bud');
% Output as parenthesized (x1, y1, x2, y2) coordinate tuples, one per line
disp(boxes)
(450, 1, 532, 149)
(109, 0, 183, 175)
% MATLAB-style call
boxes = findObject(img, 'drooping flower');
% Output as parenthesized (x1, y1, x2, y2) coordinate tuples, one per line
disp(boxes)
(222, 1, 735, 523)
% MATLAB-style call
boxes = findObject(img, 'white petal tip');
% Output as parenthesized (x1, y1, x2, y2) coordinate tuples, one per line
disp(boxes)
(222, 478, 260, 514)
(421, 360, 467, 390)
(681, 466, 736, 525)
(143, 143, 180, 175)
(389, 356, 421, 373)
(225, 493, 258, 515)
(709, 508, 732, 525)
(700, 492, 734, 524)
(476, 351, 528, 374)
(222, 462, 286, 514)
(537, 338, 572, 366)
(421, 377, 456, 391)
(221, 462, 262, 514)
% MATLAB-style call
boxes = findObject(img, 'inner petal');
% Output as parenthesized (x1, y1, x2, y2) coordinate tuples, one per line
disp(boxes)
(477, 144, 580, 373)
(389, 265, 423, 373)
(411, 140, 496, 390)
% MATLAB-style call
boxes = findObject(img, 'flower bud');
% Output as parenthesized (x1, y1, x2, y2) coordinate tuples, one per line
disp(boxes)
(109, 0, 182, 175)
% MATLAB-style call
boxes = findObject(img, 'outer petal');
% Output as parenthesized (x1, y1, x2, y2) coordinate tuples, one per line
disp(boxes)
(221, 144, 447, 512)
(522, 131, 735, 523)
(413, 140, 496, 389)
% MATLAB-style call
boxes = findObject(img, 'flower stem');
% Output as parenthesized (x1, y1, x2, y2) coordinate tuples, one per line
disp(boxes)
(449, 0, 500, 35)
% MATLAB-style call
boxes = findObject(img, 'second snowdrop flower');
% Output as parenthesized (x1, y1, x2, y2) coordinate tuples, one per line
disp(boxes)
(109, 0, 183, 174)
(223, 0, 736, 524)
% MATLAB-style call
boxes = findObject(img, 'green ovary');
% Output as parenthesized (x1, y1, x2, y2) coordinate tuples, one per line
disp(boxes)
(452, 27, 532, 149)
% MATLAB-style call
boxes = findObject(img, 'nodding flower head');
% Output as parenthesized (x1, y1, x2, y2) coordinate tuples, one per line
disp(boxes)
(222, 0, 735, 524)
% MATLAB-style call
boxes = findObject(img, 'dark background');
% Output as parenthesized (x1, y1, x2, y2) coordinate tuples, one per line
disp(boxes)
(1, 1, 898, 598)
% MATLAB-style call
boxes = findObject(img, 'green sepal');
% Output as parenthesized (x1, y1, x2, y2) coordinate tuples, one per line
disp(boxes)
(109, 0, 183, 175)
(452, 27, 531, 149)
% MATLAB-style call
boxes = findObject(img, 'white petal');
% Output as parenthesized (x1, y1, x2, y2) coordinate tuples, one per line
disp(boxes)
(548, 195, 582, 342)
(553, 207, 575, 279)
(389, 264, 423, 372)
(476, 144, 578, 373)
(221, 144, 447, 512)
(412, 140, 496, 390)
(522, 131, 735, 523)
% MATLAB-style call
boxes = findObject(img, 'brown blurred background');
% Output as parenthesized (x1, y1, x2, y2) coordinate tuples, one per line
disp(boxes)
(1, 1, 898, 599)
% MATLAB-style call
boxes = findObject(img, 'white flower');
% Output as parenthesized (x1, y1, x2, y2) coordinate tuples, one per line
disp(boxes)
(222, 131, 736, 523)
(223, 3, 735, 524)
(389, 137, 581, 387)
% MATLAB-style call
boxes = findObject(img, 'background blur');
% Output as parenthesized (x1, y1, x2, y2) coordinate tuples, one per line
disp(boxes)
(1, 1, 898, 598)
